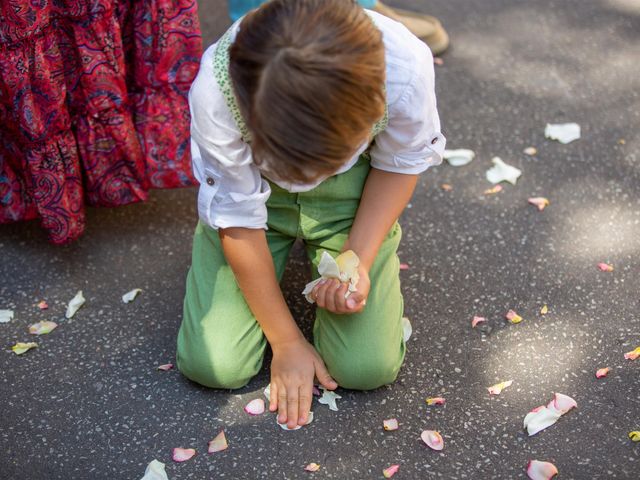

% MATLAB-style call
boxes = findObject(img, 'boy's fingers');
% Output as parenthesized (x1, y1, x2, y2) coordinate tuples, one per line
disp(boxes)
(324, 280, 338, 312)
(315, 360, 338, 390)
(269, 382, 278, 411)
(286, 387, 299, 429)
(335, 283, 349, 312)
(277, 388, 288, 424)
(298, 384, 313, 425)
(315, 281, 329, 308)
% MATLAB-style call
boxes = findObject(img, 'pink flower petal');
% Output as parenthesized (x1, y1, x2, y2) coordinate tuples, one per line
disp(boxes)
(312, 385, 321, 396)
(595, 367, 609, 378)
(304, 463, 320, 472)
(551, 393, 577, 414)
(597, 262, 614, 272)
(37, 300, 48, 310)
(528, 197, 550, 211)
(28, 321, 58, 335)
(484, 185, 503, 195)
(399, 263, 409, 270)
(441, 183, 453, 191)
(244, 398, 265, 415)
(208, 431, 228, 453)
(157, 363, 174, 371)
(11, 342, 38, 355)
(471, 316, 486, 328)
(425, 397, 446, 406)
(488, 380, 513, 395)
(434, 57, 444, 66)
(540, 305, 548, 315)
(624, 347, 640, 360)
(383, 464, 400, 478)
(172, 448, 196, 462)
(506, 309, 523, 324)
(421, 430, 444, 450)
(527, 460, 558, 480)
(383, 418, 399, 431)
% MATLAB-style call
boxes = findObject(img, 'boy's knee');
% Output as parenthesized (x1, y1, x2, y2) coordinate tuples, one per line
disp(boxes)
(176, 347, 259, 390)
(327, 351, 402, 391)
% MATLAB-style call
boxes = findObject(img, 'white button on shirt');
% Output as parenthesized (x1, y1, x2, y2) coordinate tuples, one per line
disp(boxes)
(189, 10, 446, 231)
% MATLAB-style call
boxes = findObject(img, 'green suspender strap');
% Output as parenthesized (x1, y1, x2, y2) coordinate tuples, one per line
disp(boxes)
(212, 26, 389, 144)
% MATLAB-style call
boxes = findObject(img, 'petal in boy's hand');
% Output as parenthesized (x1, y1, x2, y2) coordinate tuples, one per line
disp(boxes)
(313, 265, 370, 314)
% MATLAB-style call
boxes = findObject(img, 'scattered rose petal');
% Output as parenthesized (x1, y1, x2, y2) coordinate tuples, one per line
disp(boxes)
(506, 310, 523, 324)
(472, 316, 486, 328)
(244, 398, 265, 416)
(28, 320, 58, 335)
(37, 301, 48, 310)
(488, 380, 513, 395)
(302, 250, 360, 303)
(421, 430, 444, 450)
(540, 305, 548, 315)
(0, 309, 14, 323)
(278, 411, 314, 430)
(527, 460, 558, 480)
(208, 431, 228, 453)
(597, 262, 614, 272)
(523, 147, 537, 156)
(122, 288, 142, 303)
(312, 385, 321, 396)
(318, 388, 342, 411)
(629, 431, 640, 442)
(399, 263, 409, 270)
(618, 138, 626, 145)
(595, 367, 609, 378)
(402, 316, 412, 343)
(140, 459, 168, 480)
(11, 342, 38, 355)
(434, 57, 444, 66)
(528, 197, 550, 211)
(383, 464, 400, 478)
(304, 463, 321, 472)
(486, 157, 522, 185)
(523, 393, 577, 436)
(263, 384, 271, 400)
(624, 347, 640, 360)
(426, 397, 446, 406)
(441, 183, 453, 191)
(443, 148, 475, 167)
(172, 448, 196, 462)
(383, 418, 399, 431)
(484, 185, 503, 195)
(66, 290, 85, 319)
(157, 363, 174, 371)
(545, 122, 580, 144)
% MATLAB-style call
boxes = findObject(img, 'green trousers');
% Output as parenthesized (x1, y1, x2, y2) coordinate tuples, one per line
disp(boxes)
(176, 155, 406, 390)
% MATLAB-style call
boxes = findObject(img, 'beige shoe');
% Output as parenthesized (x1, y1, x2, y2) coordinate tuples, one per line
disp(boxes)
(373, 1, 449, 55)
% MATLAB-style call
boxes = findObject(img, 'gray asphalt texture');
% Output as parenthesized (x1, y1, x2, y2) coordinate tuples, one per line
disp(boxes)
(1, 0, 639, 478)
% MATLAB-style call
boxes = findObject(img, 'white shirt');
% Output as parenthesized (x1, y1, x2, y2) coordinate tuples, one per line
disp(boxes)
(190, 10, 445, 230)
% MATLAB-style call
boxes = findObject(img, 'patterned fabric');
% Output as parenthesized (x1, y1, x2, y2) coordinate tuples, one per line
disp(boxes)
(0, 0, 202, 244)
(213, 25, 389, 145)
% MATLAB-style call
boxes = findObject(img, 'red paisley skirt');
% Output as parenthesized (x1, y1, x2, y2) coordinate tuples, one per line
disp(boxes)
(0, 1, 202, 243)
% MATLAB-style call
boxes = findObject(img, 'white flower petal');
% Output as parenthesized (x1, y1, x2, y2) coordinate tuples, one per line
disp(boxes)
(140, 459, 168, 480)
(527, 460, 558, 480)
(486, 157, 522, 185)
(318, 388, 342, 411)
(0, 309, 14, 323)
(122, 288, 142, 303)
(544, 123, 580, 144)
(523, 406, 561, 436)
(420, 430, 444, 450)
(443, 149, 475, 167)
(244, 398, 265, 416)
(402, 317, 412, 342)
(66, 290, 85, 319)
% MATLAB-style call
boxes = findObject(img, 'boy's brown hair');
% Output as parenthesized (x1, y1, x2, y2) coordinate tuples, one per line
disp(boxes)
(229, 0, 386, 184)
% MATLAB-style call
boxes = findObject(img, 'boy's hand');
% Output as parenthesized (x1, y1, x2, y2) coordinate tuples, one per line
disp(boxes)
(312, 265, 370, 314)
(269, 338, 337, 429)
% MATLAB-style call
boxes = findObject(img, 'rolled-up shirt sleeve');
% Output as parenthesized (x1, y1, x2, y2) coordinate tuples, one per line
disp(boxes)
(189, 45, 271, 230)
(370, 41, 446, 175)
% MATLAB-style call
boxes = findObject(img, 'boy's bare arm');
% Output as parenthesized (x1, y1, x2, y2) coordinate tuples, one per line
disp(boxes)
(313, 168, 418, 312)
(218, 227, 337, 428)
